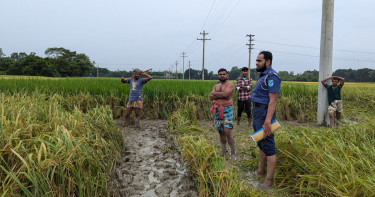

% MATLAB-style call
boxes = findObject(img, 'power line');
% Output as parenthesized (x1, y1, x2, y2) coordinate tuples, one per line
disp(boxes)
(201, 0, 218, 31)
(257, 39, 375, 54)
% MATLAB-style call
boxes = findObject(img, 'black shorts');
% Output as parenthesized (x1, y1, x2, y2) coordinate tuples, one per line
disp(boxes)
(237, 99, 252, 118)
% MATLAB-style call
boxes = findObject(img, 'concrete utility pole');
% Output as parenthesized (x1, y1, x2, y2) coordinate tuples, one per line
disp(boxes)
(180, 52, 188, 80)
(170, 65, 174, 79)
(246, 34, 255, 78)
(188, 61, 191, 80)
(197, 30, 211, 80)
(317, 0, 334, 126)
(175, 61, 179, 79)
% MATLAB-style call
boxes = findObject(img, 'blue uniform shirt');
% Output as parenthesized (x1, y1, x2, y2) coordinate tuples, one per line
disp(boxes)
(126, 78, 147, 101)
(251, 67, 281, 105)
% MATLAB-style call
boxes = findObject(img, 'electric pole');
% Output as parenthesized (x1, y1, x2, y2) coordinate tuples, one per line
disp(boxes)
(246, 34, 255, 78)
(175, 61, 179, 79)
(197, 30, 211, 80)
(180, 52, 188, 80)
(170, 65, 174, 79)
(188, 61, 191, 80)
(317, 0, 334, 126)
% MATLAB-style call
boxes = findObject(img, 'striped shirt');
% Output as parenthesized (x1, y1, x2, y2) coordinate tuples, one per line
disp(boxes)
(236, 76, 253, 101)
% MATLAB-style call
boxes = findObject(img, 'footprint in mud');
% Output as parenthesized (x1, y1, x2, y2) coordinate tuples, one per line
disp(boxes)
(110, 120, 198, 197)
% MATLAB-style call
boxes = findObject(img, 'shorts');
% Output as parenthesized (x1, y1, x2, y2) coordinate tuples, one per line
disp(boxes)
(214, 105, 233, 134)
(328, 100, 343, 113)
(252, 106, 277, 156)
(127, 100, 143, 108)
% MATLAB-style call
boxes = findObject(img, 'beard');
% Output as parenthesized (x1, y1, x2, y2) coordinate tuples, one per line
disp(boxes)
(219, 78, 227, 82)
(256, 64, 267, 72)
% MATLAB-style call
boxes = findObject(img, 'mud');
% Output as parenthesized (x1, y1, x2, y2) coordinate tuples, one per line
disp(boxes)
(110, 120, 198, 197)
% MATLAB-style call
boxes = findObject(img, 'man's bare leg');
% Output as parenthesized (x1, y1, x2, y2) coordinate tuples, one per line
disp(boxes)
(134, 108, 141, 129)
(256, 149, 266, 176)
(247, 118, 252, 127)
(219, 133, 227, 155)
(336, 111, 341, 127)
(329, 112, 335, 127)
(263, 154, 276, 186)
(124, 107, 133, 127)
(224, 127, 236, 159)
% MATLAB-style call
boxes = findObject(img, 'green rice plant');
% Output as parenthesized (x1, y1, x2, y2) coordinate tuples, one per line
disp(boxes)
(0, 93, 124, 196)
(274, 118, 375, 196)
(0, 76, 374, 122)
(168, 107, 269, 197)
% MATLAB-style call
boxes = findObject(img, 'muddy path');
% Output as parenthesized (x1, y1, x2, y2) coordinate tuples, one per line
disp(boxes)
(110, 120, 198, 197)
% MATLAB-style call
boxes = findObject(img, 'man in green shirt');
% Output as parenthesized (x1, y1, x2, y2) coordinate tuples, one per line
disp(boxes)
(321, 75, 345, 127)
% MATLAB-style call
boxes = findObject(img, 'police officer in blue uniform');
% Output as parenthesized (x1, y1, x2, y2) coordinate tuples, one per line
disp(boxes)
(251, 51, 281, 187)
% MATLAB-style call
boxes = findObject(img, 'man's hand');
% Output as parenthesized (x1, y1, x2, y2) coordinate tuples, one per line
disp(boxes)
(210, 94, 218, 101)
(262, 121, 272, 138)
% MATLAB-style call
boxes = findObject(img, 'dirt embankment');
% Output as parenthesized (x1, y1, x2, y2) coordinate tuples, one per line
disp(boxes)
(110, 120, 198, 197)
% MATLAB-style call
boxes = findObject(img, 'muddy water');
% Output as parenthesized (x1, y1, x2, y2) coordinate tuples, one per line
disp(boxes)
(110, 120, 198, 197)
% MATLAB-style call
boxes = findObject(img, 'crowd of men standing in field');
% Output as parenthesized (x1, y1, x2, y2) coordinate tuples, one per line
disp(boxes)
(120, 50, 344, 187)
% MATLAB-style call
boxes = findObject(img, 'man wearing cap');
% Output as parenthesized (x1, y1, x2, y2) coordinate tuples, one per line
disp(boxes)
(251, 51, 281, 186)
(235, 67, 253, 127)
(121, 69, 152, 129)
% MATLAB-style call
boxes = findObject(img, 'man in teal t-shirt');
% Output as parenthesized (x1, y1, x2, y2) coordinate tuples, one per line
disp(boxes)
(321, 75, 345, 127)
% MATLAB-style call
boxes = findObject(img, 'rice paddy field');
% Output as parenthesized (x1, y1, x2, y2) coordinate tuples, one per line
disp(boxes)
(1, 75, 375, 196)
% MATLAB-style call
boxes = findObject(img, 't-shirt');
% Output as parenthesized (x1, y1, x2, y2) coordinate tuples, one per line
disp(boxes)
(126, 78, 146, 101)
(325, 84, 342, 105)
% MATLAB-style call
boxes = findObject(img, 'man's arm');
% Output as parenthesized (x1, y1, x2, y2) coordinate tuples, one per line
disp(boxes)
(212, 83, 235, 99)
(235, 78, 240, 91)
(142, 72, 152, 82)
(334, 76, 345, 86)
(121, 75, 133, 83)
(321, 76, 331, 87)
(210, 85, 218, 101)
(263, 93, 278, 137)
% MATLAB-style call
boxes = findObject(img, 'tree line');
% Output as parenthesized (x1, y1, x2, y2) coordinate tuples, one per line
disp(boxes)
(1, 48, 374, 82)
(0, 48, 94, 77)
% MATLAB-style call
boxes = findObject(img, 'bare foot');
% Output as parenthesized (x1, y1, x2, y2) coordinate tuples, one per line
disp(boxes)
(263, 178, 272, 187)
(230, 154, 237, 160)
(221, 150, 230, 158)
(253, 171, 266, 177)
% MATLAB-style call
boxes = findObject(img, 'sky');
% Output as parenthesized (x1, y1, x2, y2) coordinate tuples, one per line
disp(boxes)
(1, 0, 375, 74)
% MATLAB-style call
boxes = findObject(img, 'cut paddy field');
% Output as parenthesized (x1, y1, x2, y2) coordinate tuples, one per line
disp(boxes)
(0, 76, 374, 196)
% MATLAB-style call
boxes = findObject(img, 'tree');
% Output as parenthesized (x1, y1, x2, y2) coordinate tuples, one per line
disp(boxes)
(45, 47, 94, 77)
(0, 48, 5, 58)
